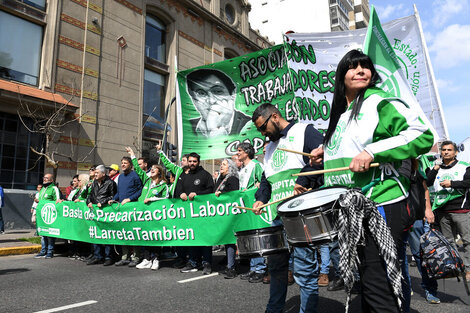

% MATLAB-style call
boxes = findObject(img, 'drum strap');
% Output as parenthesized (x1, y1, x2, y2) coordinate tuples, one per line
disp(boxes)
(336, 189, 403, 313)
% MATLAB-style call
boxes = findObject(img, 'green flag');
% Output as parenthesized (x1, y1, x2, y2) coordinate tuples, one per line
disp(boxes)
(364, 6, 438, 143)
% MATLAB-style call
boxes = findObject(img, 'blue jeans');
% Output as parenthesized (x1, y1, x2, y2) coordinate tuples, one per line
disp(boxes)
(409, 220, 438, 292)
(293, 247, 319, 313)
(40, 236, 55, 254)
(266, 220, 319, 313)
(400, 232, 412, 313)
(319, 244, 330, 274)
(188, 246, 212, 267)
(250, 256, 267, 273)
(93, 244, 112, 260)
(329, 240, 341, 278)
(0, 207, 4, 231)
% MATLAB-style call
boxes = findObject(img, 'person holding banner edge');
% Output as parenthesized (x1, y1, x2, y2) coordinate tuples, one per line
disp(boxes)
(252, 103, 323, 313)
(309, 49, 434, 313)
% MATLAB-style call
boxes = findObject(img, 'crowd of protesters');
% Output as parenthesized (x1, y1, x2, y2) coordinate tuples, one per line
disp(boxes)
(29, 138, 470, 311)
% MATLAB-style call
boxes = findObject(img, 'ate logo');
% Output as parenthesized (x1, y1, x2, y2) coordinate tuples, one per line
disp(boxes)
(41, 203, 57, 225)
(326, 120, 346, 156)
(271, 149, 287, 170)
(194, 179, 201, 186)
(375, 65, 401, 98)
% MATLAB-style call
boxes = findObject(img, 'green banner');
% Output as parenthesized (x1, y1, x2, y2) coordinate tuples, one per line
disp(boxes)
(36, 189, 271, 246)
(176, 44, 295, 160)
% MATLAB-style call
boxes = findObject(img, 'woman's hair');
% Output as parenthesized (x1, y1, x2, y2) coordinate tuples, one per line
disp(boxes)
(323, 49, 381, 145)
(237, 142, 255, 159)
(78, 174, 89, 187)
(222, 159, 239, 179)
(151, 164, 168, 184)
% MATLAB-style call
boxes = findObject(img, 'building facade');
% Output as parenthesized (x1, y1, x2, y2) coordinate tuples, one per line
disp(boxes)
(248, 0, 354, 44)
(349, 0, 370, 30)
(0, 0, 271, 190)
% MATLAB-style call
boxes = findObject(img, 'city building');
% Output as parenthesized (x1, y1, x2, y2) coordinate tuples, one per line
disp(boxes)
(0, 0, 271, 191)
(248, 0, 354, 44)
(349, 0, 370, 30)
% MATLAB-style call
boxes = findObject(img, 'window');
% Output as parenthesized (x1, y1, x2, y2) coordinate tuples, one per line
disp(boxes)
(142, 14, 168, 160)
(225, 4, 235, 25)
(0, 112, 45, 189)
(143, 69, 166, 134)
(0, 10, 44, 86)
(145, 15, 166, 63)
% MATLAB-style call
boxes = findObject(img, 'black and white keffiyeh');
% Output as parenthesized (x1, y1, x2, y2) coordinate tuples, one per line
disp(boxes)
(335, 189, 403, 313)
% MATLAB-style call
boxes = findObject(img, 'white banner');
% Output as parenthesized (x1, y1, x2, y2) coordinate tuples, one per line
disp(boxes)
(285, 14, 448, 140)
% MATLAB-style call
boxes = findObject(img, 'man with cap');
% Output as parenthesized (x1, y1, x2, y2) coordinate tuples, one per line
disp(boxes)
(108, 164, 120, 186)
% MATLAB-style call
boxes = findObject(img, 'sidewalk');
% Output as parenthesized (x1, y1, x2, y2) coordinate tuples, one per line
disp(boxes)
(0, 229, 41, 256)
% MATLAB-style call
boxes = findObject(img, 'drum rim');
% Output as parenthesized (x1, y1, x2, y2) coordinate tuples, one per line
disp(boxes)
(235, 225, 284, 236)
(277, 186, 348, 213)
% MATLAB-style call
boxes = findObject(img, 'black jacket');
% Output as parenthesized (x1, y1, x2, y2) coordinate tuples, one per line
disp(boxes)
(175, 166, 214, 197)
(86, 176, 117, 206)
(215, 175, 239, 193)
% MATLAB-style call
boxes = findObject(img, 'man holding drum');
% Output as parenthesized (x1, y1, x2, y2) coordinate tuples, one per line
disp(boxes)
(252, 103, 323, 313)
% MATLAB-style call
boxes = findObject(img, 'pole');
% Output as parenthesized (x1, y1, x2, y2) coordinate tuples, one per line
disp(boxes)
(162, 97, 176, 155)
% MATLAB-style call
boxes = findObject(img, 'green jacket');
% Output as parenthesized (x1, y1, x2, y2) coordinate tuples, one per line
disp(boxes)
(37, 183, 60, 202)
(158, 150, 184, 197)
(132, 157, 168, 202)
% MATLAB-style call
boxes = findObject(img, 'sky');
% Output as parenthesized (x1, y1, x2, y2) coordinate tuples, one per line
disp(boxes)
(371, 0, 470, 144)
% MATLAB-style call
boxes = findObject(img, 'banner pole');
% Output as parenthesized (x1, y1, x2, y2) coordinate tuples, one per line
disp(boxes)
(413, 4, 449, 140)
(162, 97, 176, 159)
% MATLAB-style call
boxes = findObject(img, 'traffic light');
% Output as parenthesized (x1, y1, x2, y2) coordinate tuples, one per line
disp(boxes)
(166, 143, 178, 163)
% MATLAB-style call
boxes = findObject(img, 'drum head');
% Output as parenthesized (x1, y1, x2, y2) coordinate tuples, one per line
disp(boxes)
(278, 187, 348, 213)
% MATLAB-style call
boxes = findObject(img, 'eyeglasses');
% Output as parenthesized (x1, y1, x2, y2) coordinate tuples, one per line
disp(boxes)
(257, 114, 273, 132)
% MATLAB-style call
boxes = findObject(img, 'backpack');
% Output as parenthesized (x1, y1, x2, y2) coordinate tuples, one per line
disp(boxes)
(420, 228, 465, 280)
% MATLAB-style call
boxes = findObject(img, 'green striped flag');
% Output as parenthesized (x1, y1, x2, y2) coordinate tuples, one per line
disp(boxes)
(364, 6, 438, 143)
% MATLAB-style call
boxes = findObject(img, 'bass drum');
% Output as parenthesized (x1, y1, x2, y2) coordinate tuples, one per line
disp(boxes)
(277, 187, 348, 246)
(235, 225, 289, 258)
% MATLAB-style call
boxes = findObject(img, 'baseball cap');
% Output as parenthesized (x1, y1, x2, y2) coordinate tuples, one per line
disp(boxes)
(108, 164, 119, 171)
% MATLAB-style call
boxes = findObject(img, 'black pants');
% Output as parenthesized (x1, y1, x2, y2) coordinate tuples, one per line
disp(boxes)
(359, 200, 409, 313)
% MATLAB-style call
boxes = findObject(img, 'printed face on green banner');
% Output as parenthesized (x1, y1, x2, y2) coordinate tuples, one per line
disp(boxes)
(177, 44, 295, 160)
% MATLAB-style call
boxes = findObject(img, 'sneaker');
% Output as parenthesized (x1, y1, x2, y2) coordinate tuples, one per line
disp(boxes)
(327, 278, 345, 291)
(34, 252, 46, 259)
(318, 273, 329, 287)
(103, 259, 114, 266)
(202, 263, 212, 275)
(45, 253, 53, 259)
(128, 260, 140, 267)
(115, 259, 130, 266)
(240, 271, 255, 280)
(425, 290, 440, 304)
(136, 259, 152, 269)
(224, 267, 237, 279)
(151, 259, 160, 270)
(249, 272, 264, 283)
(87, 258, 104, 265)
(180, 263, 198, 273)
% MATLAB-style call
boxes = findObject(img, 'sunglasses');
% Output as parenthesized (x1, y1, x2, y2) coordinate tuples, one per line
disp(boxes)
(257, 114, 273, 132)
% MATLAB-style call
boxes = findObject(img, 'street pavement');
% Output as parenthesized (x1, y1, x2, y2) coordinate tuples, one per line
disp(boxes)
(1, 250, 469, 313)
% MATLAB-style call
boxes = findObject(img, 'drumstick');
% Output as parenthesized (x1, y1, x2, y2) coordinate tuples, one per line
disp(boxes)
(234, 206, 266, 213)
(256, 188, 312, 210)
(292, 163, 381, 177)
(277, 147, 314, 157)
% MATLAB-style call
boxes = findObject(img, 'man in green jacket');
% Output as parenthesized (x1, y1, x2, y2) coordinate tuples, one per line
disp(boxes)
(34, 173, 60, 259)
